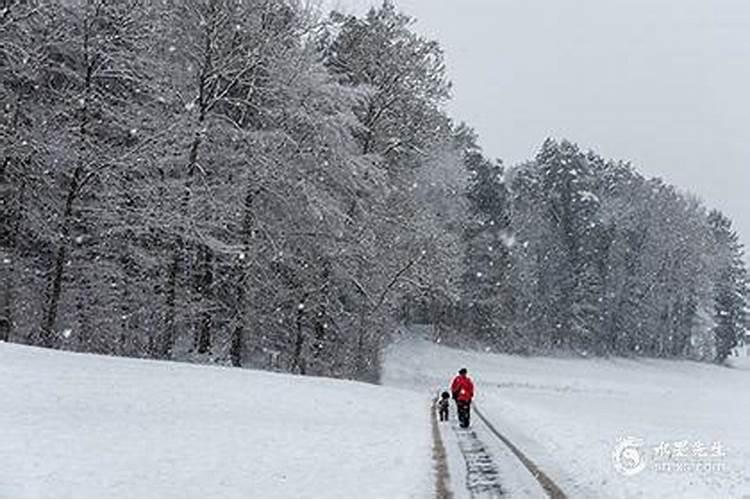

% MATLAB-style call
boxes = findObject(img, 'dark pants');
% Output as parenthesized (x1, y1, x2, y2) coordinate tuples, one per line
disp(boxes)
(439, 407, 449, 421)
(456, 400, 471, 427)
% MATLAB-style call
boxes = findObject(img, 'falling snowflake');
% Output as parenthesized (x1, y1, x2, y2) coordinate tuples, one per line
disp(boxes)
(578, 190, 600, 203)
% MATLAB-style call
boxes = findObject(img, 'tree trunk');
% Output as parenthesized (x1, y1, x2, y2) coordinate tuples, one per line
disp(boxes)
(291, 293, 308, 375)
(195, 245, 213, 354)
(161, 247, 180, 358)
(0, 157, 14, 342)
(163, 125, 204, 358)
(0, 262, 11, 342)
(1, 92, 24, 343)
(229, 323, 244, 367)
(0, 257, 12, 342)
(230, 181, 258, 367)
(163, 16, 212, 357)
(229, 258, 248, 368)
(353, 306, 369, 377)
(40, 7, 96, 348)
(40, 166, 84, 347)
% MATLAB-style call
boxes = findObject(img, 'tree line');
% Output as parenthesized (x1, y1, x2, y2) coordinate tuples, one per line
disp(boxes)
(1, 0, 746, 382)
(454, 138, 748, 363)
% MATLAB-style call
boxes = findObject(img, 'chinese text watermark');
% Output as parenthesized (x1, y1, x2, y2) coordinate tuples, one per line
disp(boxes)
(612, 436, 726, 476)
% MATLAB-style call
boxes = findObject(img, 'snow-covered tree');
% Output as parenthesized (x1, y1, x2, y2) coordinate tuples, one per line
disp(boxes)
(708, 210, 748, 363)
(0, 1, 160, 351)
(3, 0, 746, 380)
(459, 126, 514, 347)
(322, 0, 459, 376)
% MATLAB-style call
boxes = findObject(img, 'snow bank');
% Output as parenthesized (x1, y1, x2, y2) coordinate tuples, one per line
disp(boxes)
(384, 332, 750, 498)
(0, 342, 432, 498)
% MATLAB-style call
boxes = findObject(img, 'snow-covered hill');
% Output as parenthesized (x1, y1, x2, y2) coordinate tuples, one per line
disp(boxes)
(0, 342, 432, 498)
(383, 331, 750, 498)
(4, 331, 749, 498)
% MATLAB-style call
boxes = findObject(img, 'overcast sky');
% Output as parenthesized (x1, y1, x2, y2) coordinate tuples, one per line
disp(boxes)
(333, 0, 750, 251)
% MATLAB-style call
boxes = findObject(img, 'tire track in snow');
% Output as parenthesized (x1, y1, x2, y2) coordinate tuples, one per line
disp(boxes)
(431, 398, 453, 499)
(474, 405, 567, 499)
(451, 421, 505, 498)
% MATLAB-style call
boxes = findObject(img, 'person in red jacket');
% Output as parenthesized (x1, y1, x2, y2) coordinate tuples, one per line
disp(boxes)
(451, 368, 474, 428)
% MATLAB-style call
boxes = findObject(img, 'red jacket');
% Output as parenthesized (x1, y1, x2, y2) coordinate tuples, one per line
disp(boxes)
(451, 374, 474, 402)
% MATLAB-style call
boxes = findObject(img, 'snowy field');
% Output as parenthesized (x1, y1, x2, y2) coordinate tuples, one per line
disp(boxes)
(383, 330, 750, 498)
(0, 342, 432, 498)
(4, 333, 749, 498)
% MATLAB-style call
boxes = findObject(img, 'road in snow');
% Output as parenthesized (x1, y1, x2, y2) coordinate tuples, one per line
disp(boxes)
(383, 329, 750, 498)
(0, 342, 432, 498)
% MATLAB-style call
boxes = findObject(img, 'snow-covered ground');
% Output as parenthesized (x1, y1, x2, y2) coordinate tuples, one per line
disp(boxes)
(383, 330, 750, 498)
(0, 342, 432, 498)
(4, 331, 749, 498)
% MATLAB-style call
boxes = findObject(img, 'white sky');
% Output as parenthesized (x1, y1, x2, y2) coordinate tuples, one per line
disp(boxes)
(330, 0, 750, 251)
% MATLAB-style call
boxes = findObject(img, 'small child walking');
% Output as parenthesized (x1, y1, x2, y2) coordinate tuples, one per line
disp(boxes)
(438, 391, 450, 422)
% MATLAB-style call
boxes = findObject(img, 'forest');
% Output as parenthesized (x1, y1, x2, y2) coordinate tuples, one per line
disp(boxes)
(1, 0, 747, 382)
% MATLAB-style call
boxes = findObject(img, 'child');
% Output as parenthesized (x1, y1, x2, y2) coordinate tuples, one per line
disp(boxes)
(438, 391, 450, 422)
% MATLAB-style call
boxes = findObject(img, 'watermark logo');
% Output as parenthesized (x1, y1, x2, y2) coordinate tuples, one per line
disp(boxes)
(612, 436, 727, 476)
(612, 436, 648, 476)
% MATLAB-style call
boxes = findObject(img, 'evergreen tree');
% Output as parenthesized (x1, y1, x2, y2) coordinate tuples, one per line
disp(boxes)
(532, 139, 602, 349)
(708, 210, 749, 363)
(460, 127, 513, 347)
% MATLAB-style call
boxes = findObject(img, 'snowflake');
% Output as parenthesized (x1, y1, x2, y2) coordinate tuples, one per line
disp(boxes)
(500, 232, 516, 248)
(578, 190, 600, 203)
